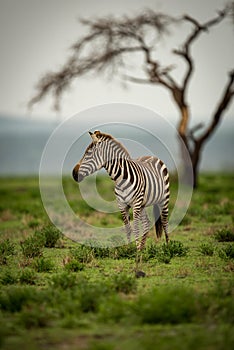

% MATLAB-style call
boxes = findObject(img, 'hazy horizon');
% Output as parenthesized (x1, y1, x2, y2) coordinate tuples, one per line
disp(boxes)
(0, 112, 233, 176)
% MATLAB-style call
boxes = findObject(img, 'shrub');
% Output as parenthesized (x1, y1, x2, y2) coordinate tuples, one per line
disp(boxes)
(64, 260, 84, 272)
(71, 242, 133, 261)
(0, 286, 39, 312)
(28, 219, 40, 229)
(19, 303, 52, 328)
(76, 280, 111, 313)
(98, 295, 131, 323)
(0, 269, 17, 285)
(78, 286, 100, 313)
(70, 245, 95, 263)
(0, 239, 15, 265)
(36, 225, 61, 248)
(214, 228, 234, 242)
(142, 240, 188, 263)
(111, 243, 137, 259)
(199, 243, 215, 256)
(92, 245, 110, 259)
(143, 242, 171, 264)
(20, 235, 44, 258)
(157, 250, 171, 264)
(206, 280, 234, 323)
(135, 287, 197, 324)
(19, 268, 37, 285)
(111, 273, 137, 294)
(33, 257, 54, 273)
(219, 244, 234, 260)
(142, 239, 159, 261)
(50, 272, 77, 290)
(162, 240, 189, 258)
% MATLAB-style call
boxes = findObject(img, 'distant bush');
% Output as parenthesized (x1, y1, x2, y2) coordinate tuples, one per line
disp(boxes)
(28, 219, 41, 229)
(142, 239, 159, 261)
(70, 241, 136, 261)
(64, 260, 84, 272)
(219, 244, 234, 260)
(156, 250, 171, 264)
(91, 245, 110, 259)
(70, 239, 188, 263)
(32, 257, 54, 273)
(0, 239, 15, 265)
(70, 245, 95, 263)
(50, 272, 77, 290)
(20, 235, 44, 259)
(199, 243, 215, 256)
(35, 225, 61, 248)
(142, 239, 188, 263)
(214, 228, 234, 242)
(163, 240, 189, 258)
(111, 243, 137, 259)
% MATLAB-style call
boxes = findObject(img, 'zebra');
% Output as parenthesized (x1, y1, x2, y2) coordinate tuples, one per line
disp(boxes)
(72, 130, 170, 250)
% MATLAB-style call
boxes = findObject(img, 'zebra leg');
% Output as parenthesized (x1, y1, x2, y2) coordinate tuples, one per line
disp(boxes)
(132, 206, 142, 250)
(137, 208, 150, 250)
(161, 206, 169, 243)
(118, 204, 132, 244)
(133, 206, 146, 272)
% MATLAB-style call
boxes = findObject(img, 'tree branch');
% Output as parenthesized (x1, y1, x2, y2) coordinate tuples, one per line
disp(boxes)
(189, 122, 204, 141)
(173, 7, 229, 101)
(28, 10, 177, 110)
(122, 74, 153, 84)
(28, 4, 233, 114)
(28, 46, 146, 110)
(198, 70, 234, 144)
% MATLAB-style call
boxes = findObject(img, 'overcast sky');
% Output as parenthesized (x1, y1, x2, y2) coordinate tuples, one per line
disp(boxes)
(0, 0, 233, 124)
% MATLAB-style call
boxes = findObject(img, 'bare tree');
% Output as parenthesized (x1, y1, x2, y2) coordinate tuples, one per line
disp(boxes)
(29, 3, 234, 187)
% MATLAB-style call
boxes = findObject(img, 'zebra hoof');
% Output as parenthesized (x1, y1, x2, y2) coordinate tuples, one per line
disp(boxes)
(135, 270, 146, 278)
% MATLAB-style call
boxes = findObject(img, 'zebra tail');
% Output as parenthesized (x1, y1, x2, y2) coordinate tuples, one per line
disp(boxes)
(153, 204, 163, 239)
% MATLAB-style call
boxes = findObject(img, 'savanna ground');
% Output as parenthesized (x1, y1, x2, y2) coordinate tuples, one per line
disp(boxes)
(0, 174, 234, 350)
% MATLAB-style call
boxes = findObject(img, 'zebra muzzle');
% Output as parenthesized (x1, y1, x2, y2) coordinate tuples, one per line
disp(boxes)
(72, 163, 81, 182)
(72, 169, 84, 183)
(72, 168, 78, 182)
(77, 173, 84, 183)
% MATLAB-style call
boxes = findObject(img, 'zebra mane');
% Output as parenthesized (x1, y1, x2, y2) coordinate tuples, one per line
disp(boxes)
(93, 131, 131, 158)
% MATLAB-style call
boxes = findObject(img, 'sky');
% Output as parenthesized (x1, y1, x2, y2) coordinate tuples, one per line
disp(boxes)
(0, 0, 233, 125)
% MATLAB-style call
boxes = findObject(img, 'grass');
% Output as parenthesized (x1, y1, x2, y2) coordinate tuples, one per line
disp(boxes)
(0, 173, 234, 349)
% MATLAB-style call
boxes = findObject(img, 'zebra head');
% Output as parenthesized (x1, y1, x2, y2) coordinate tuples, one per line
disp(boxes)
(72, 131, 105, 183)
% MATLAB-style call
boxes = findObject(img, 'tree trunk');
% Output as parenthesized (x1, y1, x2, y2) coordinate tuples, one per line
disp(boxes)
(190, 142, 202, 188)
(177, 105, 204, 189)
(177, 105, 194, 187)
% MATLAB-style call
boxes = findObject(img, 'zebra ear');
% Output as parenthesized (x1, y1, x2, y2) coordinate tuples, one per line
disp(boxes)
(89, 131, 99, 143)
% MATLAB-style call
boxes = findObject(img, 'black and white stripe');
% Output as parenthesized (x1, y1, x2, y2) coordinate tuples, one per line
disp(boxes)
(73, 130, 170, 250)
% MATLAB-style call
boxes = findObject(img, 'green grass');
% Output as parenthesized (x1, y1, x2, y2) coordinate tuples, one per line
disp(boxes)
(0, 174, 234, 349)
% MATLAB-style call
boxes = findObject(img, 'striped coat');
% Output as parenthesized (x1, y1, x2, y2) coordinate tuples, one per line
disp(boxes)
(73, 131, 170, 250)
